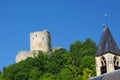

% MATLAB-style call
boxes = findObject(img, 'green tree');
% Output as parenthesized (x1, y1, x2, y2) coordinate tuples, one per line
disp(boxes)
(39, 73, 56, 80)
(69, 39, 97, 79)
(45, 49, 69, 74)
(82, 68, 93, 80)
(15, 71, 28, 80)
(81, 39, 97, 56)
(1, 39, 97, 80)
(0, 72, 5, 80)
(57, 68, 74, 80)
(29, 68, 42, 80)
(80, 56, 96, 76)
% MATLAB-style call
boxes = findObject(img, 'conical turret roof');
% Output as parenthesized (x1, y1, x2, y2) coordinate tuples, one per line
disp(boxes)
(96, 27, 120, 56)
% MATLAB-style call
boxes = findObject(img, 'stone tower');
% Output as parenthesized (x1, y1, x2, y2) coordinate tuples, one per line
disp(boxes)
(96, 27, 120, 76)
(30, 30, 52, 52)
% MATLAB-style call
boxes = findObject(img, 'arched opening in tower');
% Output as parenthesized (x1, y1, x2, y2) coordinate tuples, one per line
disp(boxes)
(101, 56, 107, 74)
(114, 56, 120, 70)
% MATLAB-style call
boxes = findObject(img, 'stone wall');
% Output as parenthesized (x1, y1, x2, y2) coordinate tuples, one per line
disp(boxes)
(30, 30, 51, 52)
(16, 51, 31, 63)
(96, 53, 120, 76)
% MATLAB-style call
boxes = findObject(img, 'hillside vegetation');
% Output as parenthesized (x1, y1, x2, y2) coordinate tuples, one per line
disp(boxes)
(0, 38, 97, 80)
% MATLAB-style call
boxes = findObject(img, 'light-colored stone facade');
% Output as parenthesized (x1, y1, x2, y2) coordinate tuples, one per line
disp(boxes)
(96, 53, 120, 76)
(16, 51, 31, 63)
(16, 30, 52, 63)
(30, 30, 51, 52)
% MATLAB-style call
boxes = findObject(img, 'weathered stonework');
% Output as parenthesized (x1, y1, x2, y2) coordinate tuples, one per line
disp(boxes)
(95, 27, 120, 76)
(16, 30, 52, 63)
(16, 51, 31, 63)
(96, 53, 120, 76)
(30, 30, 51, 52)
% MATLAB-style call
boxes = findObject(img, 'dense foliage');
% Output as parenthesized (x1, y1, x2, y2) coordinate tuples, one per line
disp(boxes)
(0, 38, 97, 80)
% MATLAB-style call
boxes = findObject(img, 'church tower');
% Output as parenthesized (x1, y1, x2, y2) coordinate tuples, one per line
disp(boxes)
(96, 27, 120, 76)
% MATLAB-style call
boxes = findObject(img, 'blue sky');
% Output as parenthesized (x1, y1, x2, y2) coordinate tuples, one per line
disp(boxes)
(0, 0, 120, 71)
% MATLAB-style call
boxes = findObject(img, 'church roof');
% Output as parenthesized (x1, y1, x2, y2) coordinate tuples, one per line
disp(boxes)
(96, 27, 120, 56)
(89, 69, 120, 80)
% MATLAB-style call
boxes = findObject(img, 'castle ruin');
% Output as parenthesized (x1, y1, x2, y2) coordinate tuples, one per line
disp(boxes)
(30, 30, 51, 52)
(16, 30, 52, 63)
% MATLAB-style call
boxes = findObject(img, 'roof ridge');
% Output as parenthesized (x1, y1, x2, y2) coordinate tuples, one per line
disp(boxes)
(96, 27, 120, 56)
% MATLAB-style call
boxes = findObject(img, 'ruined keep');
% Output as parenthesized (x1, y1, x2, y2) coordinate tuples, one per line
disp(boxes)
(30, 30, 51, 52)
(16, 30, 52, 63)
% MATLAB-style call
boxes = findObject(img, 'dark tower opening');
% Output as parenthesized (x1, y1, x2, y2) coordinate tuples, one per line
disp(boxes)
(101, 57, 107, 74)
(114, 56, 120, 70)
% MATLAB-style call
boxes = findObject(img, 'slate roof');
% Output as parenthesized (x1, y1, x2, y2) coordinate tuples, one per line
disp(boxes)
(89, 69, 120, 80)
(96, 27, 120, 56)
